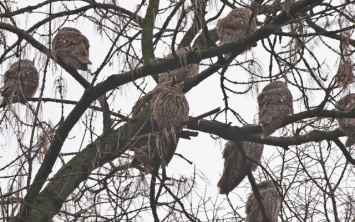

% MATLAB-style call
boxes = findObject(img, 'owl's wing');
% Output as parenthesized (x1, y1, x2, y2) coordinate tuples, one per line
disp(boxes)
(3, 66, 20, 82)
(245, 183, 281, 222)
(53, 31, 91, 65)
(155, 130, 179, 167)
(245, 191, 264, 222)
(258, 87, 293, 109)
(244, 141, 264, 171)
(262, 186, 281, 221)
(1, 79, 18, 98)
(336, 94, 355, 111)
(337, 118, 355, 147)
(131, 90, 155, 116)
(335, 58, 354, 87)
(258, 87, 293, 138)
(338, 118, 355, 128)
(2, 64, 38, 100)
(71, 34, 91, 64)
(217, 141, 247, 194)
(216, 18, 242, 45)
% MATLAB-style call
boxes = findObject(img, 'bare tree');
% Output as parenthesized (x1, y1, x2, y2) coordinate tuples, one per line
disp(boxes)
(1, 0, 355, 221)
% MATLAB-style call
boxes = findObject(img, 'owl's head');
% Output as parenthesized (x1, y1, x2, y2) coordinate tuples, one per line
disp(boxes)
(9, 59, 35, 70)
(157, 75, 183, 93)
(261, 81, 288, 92)
(229, 8, 253, 19)
(58, 27, 82, 34)
(257, 180, 278, 191)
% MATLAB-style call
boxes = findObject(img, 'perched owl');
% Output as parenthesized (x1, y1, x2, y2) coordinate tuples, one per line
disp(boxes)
(158, 47, 199, 84)
(52, 27, 92, 70)
(150, 76, 189, 166)
(245, 180, 281, 222)
(1, 59, 39, 105)
(335, 57, 354, 87)
(336, 93, 355, 147)
(216, 7, 257, 57)
(150, 76, 189, 131)
(218, 139, 264, 195)
(130, 75, 189, 169)
(258, 81, 293, 139)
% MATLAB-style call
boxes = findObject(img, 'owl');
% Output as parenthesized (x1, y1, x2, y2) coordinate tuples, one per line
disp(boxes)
(216, 7, 257, 57)
(258, 81, 293, 139)
(158, 47, 199, 84)
(245, 180, 281, 222)
(150, 75, 189, 131)
(150, 75, 189, 166)
(336, 93, 355, 147)
(335, 57, 354, 87)
(217, 139, 264, 194)
(1, 59, 39, 105)
(130, 75, 189, 169)
(52, 27, 92, 71)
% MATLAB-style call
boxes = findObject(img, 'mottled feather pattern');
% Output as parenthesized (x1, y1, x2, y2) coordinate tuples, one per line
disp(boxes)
(131, 90, 155, 117)
(150, 79, 189, 166)
(130, 77, 189, 168)
(158, 47, 199, 84)
(335, 58, 354, 87)
(1, 59, 39, 105)
(245, 180, 281, 222)
(150, 81, 189, 131)
(52, 27, 92, 71)
(217, 139, 264, 194)
(336, 93, 355, 146)
(216, 7, 256, 58)
(258, 81, 293, 138)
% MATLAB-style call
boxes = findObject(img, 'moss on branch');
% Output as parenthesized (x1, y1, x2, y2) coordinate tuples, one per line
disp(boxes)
(23, 109, 151, 221)
(142, 0, 159, 62)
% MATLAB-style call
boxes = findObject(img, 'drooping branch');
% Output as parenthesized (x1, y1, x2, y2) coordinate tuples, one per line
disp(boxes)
(306, 18, 355, 47)
(19, 107, 351, 221)
(19, 109, 152, 222)
(0, 1, 328, 220)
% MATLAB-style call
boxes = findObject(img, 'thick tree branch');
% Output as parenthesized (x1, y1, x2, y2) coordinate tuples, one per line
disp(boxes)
(21, 107, 351, 221)
(0, 1, 327, 220)
(186, 108, 348, 147)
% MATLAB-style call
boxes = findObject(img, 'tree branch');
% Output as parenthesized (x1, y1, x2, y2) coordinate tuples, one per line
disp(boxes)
(142, 0, 159, 62)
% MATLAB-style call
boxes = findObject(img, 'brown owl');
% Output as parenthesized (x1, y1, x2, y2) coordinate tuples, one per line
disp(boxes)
(1, 59, 39, 105)
(335, 57, 354, 87)
(245, 180, 281, 222)
(130, 75, 189, 169)
(150, 76, 189, 166)
(217, 139, 264, 194)
(150, 75, 189, 131)
(158, 47, 199, 84)
(52, 27, 92, 71)
(336, 93, 355, 147)
(216, 7, 256, 57)
(258, 81, 293, 139)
